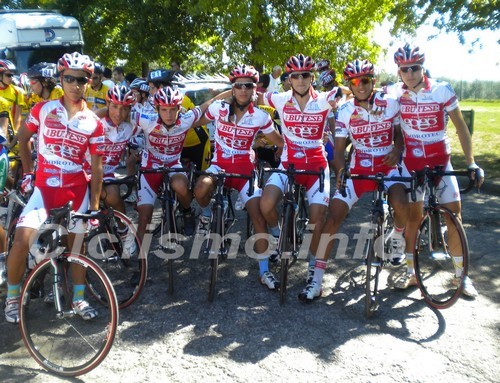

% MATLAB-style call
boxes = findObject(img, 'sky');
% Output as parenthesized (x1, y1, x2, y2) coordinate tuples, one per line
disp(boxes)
(374, 22, 500, 82)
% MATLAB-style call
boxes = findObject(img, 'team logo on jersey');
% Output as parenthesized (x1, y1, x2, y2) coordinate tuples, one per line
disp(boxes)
(412, 148, 424, 157)
(46, 176, 61, 187)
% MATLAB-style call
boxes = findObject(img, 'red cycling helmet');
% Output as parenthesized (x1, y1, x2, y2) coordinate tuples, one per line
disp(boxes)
(343, 59, 375, 80)
(394, 43, 425, 66)
(0, 60, 16, 73)
(285, 54, 315, 73)
(154, 86, 183, 107)
(229, 65, 259, 83)
(57, 52, 94, 76)
(106, 85, 136, 106)
(316, 59, 330, 72)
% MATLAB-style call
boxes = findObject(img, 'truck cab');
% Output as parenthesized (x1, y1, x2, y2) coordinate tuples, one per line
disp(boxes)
(0, 9, 84, 73)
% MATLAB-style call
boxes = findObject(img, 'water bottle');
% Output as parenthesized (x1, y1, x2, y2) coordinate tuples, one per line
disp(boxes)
(0, 253, 6, 286)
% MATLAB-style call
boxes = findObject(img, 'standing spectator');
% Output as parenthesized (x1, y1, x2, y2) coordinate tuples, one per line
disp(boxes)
(266, 65, 282, 92)
(125, 73, 138, 87)
(280, 72, 291, 92)
(170, 60, 184, 76)
(85, 63, 110, 111)
(102, 67, 115, 88)
(113, 66, 127, 86)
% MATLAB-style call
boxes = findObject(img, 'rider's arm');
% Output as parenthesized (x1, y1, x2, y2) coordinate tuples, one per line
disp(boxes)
(383, 123, 404, 167)
(89, 153, 103, 211)
(17, 124, 35, 173)
(447, 106, 475, 166)
(333, 136, 347, 177)
(192, 90, 232, 128)
(263, 130, 284, 149)
(94, 107, 108, 119)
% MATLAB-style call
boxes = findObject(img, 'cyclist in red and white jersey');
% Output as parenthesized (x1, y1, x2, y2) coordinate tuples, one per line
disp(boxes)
(193, 65, 284, 290)
(4, 52, 105, 323)
(388, 44, 484, 296)
(256, 54, 342, 299)
(307, 59, 408, 302)
(135, 86, 223, 244)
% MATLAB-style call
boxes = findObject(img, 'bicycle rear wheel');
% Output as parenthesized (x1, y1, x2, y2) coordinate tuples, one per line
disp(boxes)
(279, 204, 294, 305)
(414, 207, 469, 309)
(19, 254, 118, 376)
(86, 210, 147, 308)
(365, 215, 384, 318)
(208, 205, 223, 302)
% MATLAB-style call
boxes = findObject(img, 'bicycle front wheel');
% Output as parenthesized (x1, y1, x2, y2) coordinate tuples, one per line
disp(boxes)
(414, 207, 469, 309)
(19, 254, 119, 376)
(280, 204, 294, 305)
(208, 205, 223, 302)
(365, 220, 383, 318)
(86, 210, 147, 308)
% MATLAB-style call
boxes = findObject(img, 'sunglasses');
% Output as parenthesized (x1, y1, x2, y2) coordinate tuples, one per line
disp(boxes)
(349, 77, 373, 87)
(290, 72, 312, 80)
(3, 73, 14, 78)
(400, 65, 422, 73)
(63, 75, 90, 85)
(233, 82, 255, 90)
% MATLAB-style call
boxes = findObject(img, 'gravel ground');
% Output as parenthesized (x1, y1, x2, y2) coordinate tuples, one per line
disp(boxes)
(1, 185, 499, 383)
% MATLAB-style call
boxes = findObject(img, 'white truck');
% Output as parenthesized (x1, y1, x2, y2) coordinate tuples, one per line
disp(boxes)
(0, 9, 84, 73)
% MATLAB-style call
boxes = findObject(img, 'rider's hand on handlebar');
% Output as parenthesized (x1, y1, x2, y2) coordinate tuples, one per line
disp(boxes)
(382, 147, 402, 167)
(468, 163, 485, 189)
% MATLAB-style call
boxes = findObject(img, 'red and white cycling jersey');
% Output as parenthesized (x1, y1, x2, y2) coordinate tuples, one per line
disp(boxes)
(206, 101, 274, 166)
(386, 77, 458, 170)
(25, 99, 104, 187)
(336, 96, 400, 174)
(262, 88, 339, 167)
(96, 117, 136, 178)
(136, 107, 202, 168)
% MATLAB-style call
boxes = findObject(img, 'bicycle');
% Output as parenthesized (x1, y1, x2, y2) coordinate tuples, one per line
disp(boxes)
(18, 201, 119, 376)
(413, 166, 477, 309)
(261, 164, 324, 304)
(85, 174, 146, 309)
(195, 169, 254, 302)
(140, 165, 194, 295)
(340, 170, 416, 318)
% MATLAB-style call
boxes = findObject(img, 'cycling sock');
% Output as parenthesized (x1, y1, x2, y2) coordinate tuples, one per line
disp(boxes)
(312, 260, 327, 285)
(405, 253, 414, 274)
(202, 205, 211, 217)
(258, 259, 269, 276)
(452, 256, 464, 278)
(393, 226, 404, 236)
(7, 283, 20, 299)
(72, 284, 85, 303)
(270, 225, 280, 238)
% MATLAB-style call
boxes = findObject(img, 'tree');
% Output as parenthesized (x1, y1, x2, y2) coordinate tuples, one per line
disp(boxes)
(3, 0, 498, 75)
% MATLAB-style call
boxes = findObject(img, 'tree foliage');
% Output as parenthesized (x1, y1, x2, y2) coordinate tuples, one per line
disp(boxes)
(2, 0, 498, 77)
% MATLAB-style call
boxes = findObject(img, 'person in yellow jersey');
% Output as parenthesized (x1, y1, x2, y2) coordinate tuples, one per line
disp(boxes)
(0, 60, 26, 146)
(26, 62, 64, 108)
(85, 63, 110, 111)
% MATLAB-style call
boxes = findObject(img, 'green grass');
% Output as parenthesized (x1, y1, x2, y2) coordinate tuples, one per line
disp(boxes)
(449, 100, 500, 179)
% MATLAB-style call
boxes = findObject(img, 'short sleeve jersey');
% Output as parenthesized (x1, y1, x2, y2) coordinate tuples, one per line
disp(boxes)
(387, 77, 458, 163)
(97, 117, 136, 177)
(27, 86, 64, 110)
(205, 101, 274, 166)
(136, 107, 202, 168)
(336, 97, 400, 174)
(85, 84, 110, 111)
(262, 88, 338, 166)
(25, 99, 105, 187)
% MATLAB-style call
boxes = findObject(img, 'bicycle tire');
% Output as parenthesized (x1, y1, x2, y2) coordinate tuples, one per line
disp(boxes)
(160, 199, 178, 296)
(86, 210, 147, 309)
(414, 206, 469, 309)
(19, 254, 119, 377)
(365, 217, 383, 318)
(208, 204, 223, 302)
(279, 204, 294, 305)
(295, 187, 309, 245)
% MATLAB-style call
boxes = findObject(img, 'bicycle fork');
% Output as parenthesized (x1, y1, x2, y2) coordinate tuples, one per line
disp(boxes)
(50, 259, 75, 319)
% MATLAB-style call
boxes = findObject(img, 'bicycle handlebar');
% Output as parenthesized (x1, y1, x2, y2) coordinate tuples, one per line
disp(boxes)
(260, 164, 325, 193)
(415, 166, 477, 194)
(340, 170, 418, 202)
(103, 175, 137, 200)
(195, 169, 256, 197)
